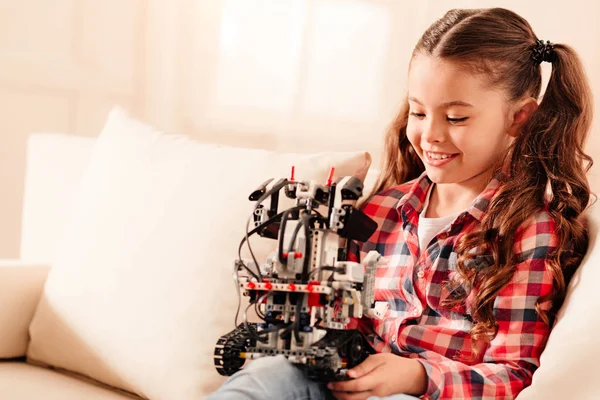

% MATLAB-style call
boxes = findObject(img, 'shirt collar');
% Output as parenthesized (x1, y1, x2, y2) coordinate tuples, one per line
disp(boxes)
(395, 171, 503, 223)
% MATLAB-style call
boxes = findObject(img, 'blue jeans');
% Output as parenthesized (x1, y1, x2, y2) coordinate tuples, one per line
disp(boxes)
(206, 355, 420, 400)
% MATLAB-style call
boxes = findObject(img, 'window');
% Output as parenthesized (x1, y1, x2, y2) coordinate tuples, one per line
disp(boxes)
(215, 0, 391, 122)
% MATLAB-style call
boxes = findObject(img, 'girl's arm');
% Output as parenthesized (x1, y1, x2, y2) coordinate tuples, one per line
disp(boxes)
(416, 210, 557, 400)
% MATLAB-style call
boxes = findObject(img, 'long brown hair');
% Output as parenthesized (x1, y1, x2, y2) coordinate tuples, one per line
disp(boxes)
(370, 8, 594, 353)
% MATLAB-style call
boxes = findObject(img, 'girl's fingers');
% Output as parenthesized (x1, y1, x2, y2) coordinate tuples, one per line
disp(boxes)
(347, 354, 385, 378)
(328, 367, 381, 392)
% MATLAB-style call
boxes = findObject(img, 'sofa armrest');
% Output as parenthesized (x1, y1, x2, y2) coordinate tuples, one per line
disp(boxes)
(0, 260, 50, 359)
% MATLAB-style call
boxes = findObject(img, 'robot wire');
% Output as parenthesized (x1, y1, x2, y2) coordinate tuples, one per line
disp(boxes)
(242, 298, 267, 343)
(237, 205, 305, 281)
(241, 293, 289, 344)
(243, 292, 296, 344)
(285, 211, 309, 262)
(244, 210, 311, 344)
(235, 209, 291, 326)
(234, 205, 305, 340)
(245, 178, 292, 281)
(253, 292, 271, 322)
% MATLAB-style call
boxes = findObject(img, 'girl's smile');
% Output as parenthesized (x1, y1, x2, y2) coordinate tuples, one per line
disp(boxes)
(423, 151, 460, 166)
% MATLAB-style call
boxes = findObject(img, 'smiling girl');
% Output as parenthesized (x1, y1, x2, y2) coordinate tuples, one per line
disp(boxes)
(207, 7, 593, 400)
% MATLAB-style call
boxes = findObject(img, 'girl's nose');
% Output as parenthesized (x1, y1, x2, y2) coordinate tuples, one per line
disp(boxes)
(422, 120, 447, 143)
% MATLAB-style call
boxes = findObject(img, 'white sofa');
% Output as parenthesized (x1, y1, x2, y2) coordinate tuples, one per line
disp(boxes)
(1, 109, 600, 399)
(0, 135, 143, 399)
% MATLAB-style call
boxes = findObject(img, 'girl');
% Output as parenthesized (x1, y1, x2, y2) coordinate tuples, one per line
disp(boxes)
(207, 7, 593, 400)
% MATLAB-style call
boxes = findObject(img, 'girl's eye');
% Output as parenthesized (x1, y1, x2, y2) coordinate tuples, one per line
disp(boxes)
(409, 112, 425, 119)
(447, 117, 469, 124)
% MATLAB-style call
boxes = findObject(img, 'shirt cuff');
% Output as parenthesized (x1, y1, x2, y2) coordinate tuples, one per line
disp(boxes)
(414, 358, 441, 400)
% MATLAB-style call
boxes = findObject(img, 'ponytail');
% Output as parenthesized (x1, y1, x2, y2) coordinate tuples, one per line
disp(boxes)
(481, 44, 594, 320)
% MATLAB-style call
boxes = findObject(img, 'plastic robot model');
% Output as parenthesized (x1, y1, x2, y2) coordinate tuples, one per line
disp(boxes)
(214, 167, 389, 382)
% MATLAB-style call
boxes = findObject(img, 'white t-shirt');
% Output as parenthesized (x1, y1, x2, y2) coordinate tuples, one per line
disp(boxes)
(418, 184, 463, 251)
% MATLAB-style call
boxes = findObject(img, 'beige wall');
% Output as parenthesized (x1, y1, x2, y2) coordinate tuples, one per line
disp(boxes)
(1, 0, 599, 258)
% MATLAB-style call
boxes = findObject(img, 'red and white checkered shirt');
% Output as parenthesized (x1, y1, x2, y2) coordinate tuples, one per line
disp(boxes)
(351, 172, 557, 399)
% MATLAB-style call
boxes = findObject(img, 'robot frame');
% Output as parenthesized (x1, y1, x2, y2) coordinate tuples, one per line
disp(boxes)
(214, 167, 389, 382)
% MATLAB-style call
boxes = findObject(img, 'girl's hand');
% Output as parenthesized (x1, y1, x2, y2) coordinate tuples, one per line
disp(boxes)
(327, 353, 428, 400)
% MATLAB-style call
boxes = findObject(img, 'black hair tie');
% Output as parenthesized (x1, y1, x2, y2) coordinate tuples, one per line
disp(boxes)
(532, 39, 556, 64)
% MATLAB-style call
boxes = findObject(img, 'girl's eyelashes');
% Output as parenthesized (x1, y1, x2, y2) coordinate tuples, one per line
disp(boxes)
(447, 117, 469, 124)
(409, 112, 426, 119)
(409, 112, 469, 124)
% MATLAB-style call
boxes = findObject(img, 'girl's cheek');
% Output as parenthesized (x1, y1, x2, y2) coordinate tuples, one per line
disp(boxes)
(406, 126, 420, 148)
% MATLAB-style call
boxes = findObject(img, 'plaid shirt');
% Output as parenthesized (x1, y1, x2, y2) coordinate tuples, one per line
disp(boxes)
(351, 172, 557, 400)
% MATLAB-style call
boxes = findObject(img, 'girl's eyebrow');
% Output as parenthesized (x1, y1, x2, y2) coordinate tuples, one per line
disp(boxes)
(408, 96, 474, 108)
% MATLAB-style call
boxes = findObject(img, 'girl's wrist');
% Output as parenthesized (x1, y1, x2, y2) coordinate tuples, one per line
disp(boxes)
(405, 359, 428, 397)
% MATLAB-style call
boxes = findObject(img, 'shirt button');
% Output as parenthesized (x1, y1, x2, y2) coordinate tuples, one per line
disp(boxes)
(412, 309, 419, 316)
(417, 270, 425, 279)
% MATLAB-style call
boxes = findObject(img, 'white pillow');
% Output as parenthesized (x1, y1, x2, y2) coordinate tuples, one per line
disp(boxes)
(27, 108, 372, 400)
(516, 200, 600, 399)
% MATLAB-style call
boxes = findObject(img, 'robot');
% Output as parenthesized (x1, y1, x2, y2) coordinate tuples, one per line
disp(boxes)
(214, 167, 389, 382)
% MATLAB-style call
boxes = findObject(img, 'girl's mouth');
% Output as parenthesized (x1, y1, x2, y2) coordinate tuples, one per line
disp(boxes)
(424, 151, 459, 166)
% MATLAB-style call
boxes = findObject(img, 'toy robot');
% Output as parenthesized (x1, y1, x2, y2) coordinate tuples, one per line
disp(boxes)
(214, 167, 389, 382)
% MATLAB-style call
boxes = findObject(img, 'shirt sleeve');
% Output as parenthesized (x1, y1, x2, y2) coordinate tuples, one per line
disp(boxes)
(415, 211, 559, 400)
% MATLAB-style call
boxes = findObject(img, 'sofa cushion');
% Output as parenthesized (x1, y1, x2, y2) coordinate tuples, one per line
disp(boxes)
(27, 107, 373, 400)
(0, 262, 50, 359)
(516, 200, 600, 399)
(0, 362, 139, 399)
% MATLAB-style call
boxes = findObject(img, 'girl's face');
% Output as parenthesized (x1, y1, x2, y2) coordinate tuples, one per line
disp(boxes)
(406, 54, 515, 186)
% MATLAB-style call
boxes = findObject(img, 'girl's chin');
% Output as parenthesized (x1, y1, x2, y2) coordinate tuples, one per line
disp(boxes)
(423, 170, 467, 186)
(424, 169, 452, 182)
(427, 177, 455, 185)
(425, 166, 496, 187)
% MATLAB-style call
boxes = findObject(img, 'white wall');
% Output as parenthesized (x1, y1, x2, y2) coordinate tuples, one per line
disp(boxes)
(1, 0, 599, 258)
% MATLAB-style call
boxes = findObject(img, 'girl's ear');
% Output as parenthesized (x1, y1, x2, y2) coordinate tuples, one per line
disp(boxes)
(507, 97, 538, 138)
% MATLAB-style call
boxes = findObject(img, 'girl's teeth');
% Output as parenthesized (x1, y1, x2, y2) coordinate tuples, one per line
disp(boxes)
(427, 152, 454, 160)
